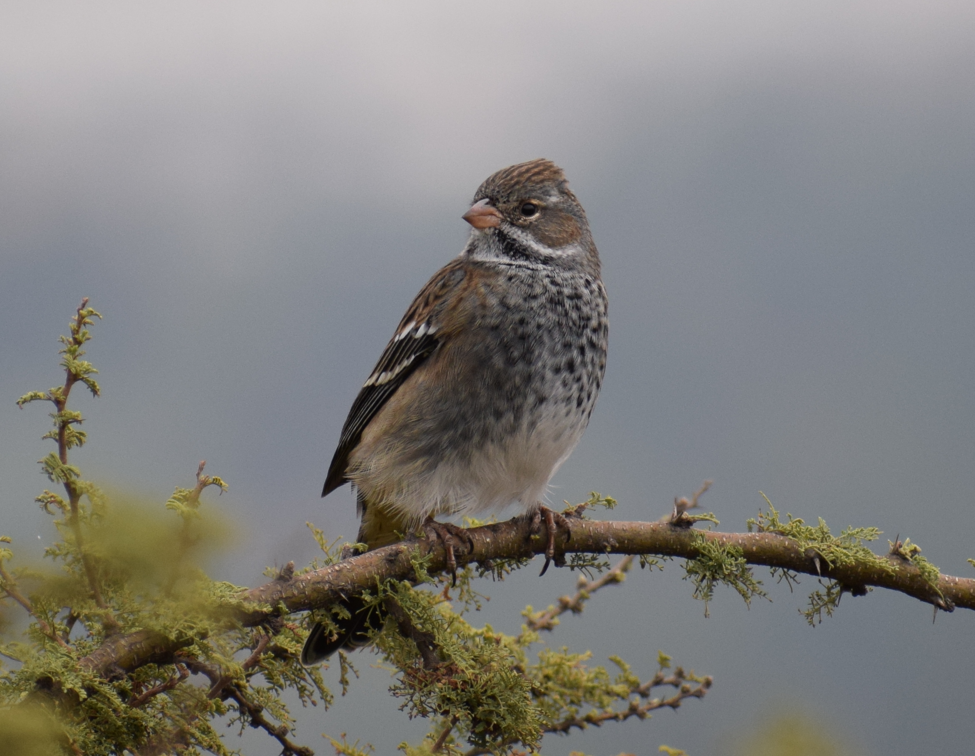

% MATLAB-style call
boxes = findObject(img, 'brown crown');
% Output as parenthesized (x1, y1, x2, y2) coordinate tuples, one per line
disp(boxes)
(474, 158, 571, 203)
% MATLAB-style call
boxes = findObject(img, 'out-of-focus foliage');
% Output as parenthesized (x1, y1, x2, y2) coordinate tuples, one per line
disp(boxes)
(731, 708, 868, 756)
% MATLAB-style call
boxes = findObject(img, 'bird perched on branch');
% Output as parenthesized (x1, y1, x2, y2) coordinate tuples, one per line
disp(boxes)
(302, 158, 608, 664)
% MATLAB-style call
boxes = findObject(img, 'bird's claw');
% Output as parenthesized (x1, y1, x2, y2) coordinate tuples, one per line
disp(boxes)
(422, 518, 474, 586)
(533, 506, 570, 576)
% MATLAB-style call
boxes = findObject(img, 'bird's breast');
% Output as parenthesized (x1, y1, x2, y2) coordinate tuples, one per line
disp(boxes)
(349, 266, 607, 523)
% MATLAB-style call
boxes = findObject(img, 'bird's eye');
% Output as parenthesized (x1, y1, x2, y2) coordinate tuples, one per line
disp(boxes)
(519, 202, 540, 218)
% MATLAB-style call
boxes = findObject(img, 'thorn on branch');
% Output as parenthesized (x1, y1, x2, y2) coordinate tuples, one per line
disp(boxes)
(804, 548, 823, 577)
(277, 561, 296, 582)
(933, 595, 954, 612)
(669, 480, 712, 526)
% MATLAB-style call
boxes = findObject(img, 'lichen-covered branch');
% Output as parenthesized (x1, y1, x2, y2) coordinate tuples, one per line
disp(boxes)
(254, 509, 974, 617)
(75, 505, 975, 681)
(541, 667, 712, 736)
(16, 298, 117, 631)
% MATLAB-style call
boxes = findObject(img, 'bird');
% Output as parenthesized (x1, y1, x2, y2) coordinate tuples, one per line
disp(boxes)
(301, 158, 608, 664)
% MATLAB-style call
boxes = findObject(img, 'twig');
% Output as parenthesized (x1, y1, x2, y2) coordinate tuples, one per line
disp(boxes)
(223, 685, 314, 756)
(431, 715, 459, 753)
(524, 555, 634, 634)
(0, 561, 71, 650)
(131, 701, 196, 756)
(241, 632, 271, 672)
(0, 564, 34, 616)
(129, 664, 190, 708)
(177, 656, 231, 699)
(542, 671, 712, 735)
(55, 300, 116, 632)
(170, 632, 314, 755)
(462, 668, 711, 755)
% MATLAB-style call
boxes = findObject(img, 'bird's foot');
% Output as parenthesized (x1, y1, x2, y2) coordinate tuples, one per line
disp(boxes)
(530, 506, 571, 576)
(421, 517, 474, 586)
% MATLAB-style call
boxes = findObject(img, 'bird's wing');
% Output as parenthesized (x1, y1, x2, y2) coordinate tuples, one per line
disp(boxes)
(322, 259, 469, 496)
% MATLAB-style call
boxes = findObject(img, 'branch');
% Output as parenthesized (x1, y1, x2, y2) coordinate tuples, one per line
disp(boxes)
(175, 649, 313, 756)
(56, 299, 101, 474)
(223, 684, 314, 756)
(541, 668, 712, 737)
(77, 513, 975, 679)
(28, 298, 116, 632)
(524, 555, 635, 635)
(129, 665, 190, 708)
(0, 559, 71, 651)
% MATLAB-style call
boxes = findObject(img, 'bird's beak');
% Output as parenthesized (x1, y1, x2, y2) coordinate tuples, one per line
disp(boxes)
(463, 198, 502, 229)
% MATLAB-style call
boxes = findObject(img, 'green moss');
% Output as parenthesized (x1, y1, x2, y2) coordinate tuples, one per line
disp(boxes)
(684, 536, 769, 615)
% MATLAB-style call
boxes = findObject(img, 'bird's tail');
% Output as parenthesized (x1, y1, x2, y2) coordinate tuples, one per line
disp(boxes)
(300, 495, 401, 665)
(300, 594, 387, 665)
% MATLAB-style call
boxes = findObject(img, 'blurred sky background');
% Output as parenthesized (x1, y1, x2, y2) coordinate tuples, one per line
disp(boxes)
(2, 2, 974, 754)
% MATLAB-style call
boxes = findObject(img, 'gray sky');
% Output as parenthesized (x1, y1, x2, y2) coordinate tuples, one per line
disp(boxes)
(3, 3, 974, 753)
